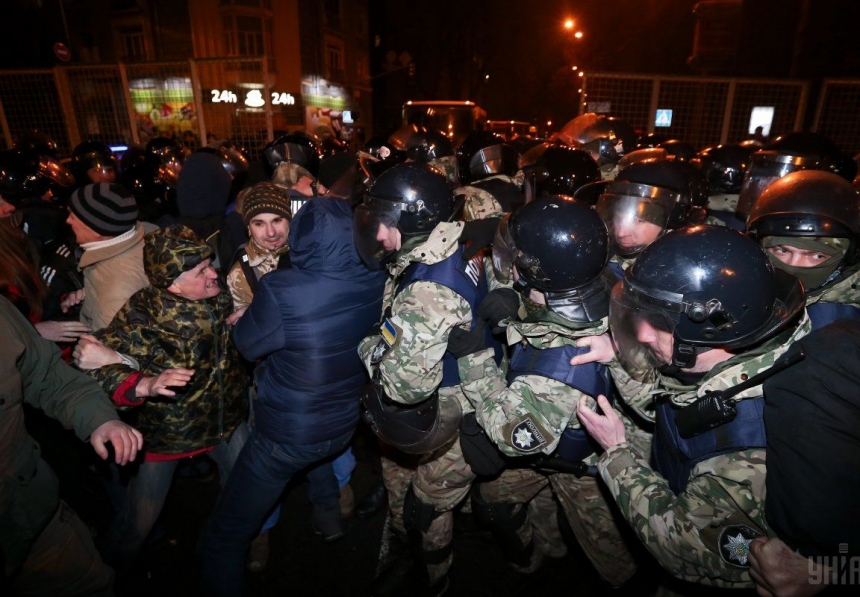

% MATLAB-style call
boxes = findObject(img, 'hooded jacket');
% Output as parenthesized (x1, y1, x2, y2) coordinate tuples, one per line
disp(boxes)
(234, 197, 386, 444)
(88, 225, 248, 454)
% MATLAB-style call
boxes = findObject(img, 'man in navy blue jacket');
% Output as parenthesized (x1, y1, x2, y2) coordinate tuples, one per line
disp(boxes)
(198, 196, 386, 596)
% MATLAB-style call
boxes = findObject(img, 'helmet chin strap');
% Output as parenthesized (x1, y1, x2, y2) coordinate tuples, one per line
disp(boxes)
(671, 340, 715, 369)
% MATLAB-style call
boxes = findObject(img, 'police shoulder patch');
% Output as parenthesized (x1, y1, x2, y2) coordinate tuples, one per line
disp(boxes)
(509, 418, 548, 452)
(718, 524, 762, 567)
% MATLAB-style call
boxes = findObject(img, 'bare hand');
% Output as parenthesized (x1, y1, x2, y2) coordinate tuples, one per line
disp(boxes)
(226, 306, 248, 326)
(35, 320, 92, 343)
(570, 333, 616, 366)
(577, 394, 627, 450)
(749, 537, 828, 597)
(137, 368, 195, 398)
(61, 289, 86, 313)
(89, 419, 144, 465)
(73, 334, 123, 370)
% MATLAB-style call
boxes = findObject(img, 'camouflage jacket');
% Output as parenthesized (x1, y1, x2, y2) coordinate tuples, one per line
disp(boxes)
(596, 314, 811, 587)
(456, 316, 609, 457)
(808, 262, 860, 307)
(225, 239, 289, 310)
(456, 173, 525, 221)
(88, 285, 249, 455)
(358, 222, 474, 410)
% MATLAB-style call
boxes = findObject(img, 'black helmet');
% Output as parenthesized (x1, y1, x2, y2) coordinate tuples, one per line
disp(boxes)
(634, 133, 669, 151)
(362, 387, 461, 455)
(737, 132, 856, 219)
(559, 114, 635, 166)
(145, 138, 184, 188)
(353, 162, 453, 267)
(659, 139, 697, 162)
(612, 225, 805, 369)
(71, 141, 119, 185)
(617, 147, 669, 169)
(320, 134, 348, 158)
(692, 144, 754, 195)
(262, 131, 322, 178)
(597, 159, 709, 257)
(198, 140, 250, 194)
(492, 195, 611, 323)
(455, 131, 519, 184)
(388, 124, 454, 162)
(521, 144, 600, 196)
(361, 135, 405, 162)
(14, 130, 59, 159)
(747, 170, 860, 287)
(0, 150, 38, 204)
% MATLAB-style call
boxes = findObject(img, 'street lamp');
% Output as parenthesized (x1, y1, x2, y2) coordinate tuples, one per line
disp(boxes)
(574, 31, 583, 39)
(564, 19, 574, 30)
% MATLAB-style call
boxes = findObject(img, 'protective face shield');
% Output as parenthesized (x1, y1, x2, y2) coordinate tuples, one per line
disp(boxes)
(596, 181, 682, 257)
(352, 195, 404, 269)
(469, 144, 520, 180)
(736, 151, 821, 219)
(618, 147, 668, 169)
(491, 213, 517, 284)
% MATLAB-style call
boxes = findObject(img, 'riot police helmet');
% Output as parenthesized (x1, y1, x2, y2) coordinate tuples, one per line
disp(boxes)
(520, 144, 600, 196)
(611, 225, 804, 370)
(455, 130, 519, 184)
(71, 141, 119, 185)
(262, 131, 322, 178)
(353, 162, 453, 268)
(492, 195, 611, 323)
(596, 159, 708, 257)
(691, 144, 754, 195)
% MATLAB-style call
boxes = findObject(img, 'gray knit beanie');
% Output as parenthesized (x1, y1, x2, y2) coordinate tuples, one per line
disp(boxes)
(70, 183, 138, 236)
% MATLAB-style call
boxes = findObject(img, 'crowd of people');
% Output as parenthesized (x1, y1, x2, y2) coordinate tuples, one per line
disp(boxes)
(0, 116, 858, 597)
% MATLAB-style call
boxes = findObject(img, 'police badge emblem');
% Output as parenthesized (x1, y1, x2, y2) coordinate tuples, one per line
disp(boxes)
(509, 418, 548, 452)
(718, 524, 762, 566)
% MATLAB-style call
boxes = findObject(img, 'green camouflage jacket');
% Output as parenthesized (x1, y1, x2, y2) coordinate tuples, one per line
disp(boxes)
(358, 222, 474, 410)
(88, 229, 249, 455)
(596, 313, 811, 587)
(456, 173, 525, 221)
(808, 262, 860, 307)
(456, 316, 609, 457)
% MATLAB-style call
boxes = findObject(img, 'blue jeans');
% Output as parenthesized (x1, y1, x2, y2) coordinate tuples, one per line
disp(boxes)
(99, 422, 249, 572)
(199, 427, 353, 596)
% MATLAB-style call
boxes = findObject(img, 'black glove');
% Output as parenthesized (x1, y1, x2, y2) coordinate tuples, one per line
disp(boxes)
(460, 218, 501, 260)
(478, 288, 520, 334)
(447, 319, 490, 358)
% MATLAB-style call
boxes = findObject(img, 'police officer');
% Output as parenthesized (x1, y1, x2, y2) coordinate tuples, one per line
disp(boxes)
(746, 170, 860, 329)
(452, 196, 651, 588)
(355, 162, 498, 596)
(262, 131, 323, 214)
(558, 113, 636, 181)
(691, 143, 754, 231)
(387, 124, 459, 185)
(576, 225, 808, 588)
(454, 131, 524, 221)
(595, 159, 708, 276)
(70, 141, 119, 187)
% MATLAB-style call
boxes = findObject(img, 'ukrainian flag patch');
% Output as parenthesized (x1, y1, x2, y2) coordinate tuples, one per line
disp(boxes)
(381, 318, 401, 348)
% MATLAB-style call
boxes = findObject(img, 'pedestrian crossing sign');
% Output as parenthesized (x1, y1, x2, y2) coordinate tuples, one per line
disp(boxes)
(655, 109, 673, 127)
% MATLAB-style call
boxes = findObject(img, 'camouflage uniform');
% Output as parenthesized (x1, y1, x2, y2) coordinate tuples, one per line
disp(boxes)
(809, 263, 860, 308)
(456, 172, 525, 222)
(358, 221, 477, 584)
(225, 238, 289, 310)
(596, 313, 811, 588)
(429, 156, 460, 186)
(457, 316, 651, 585)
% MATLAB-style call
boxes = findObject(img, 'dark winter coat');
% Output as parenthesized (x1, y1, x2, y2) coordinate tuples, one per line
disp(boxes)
(234, 197, 386, 444)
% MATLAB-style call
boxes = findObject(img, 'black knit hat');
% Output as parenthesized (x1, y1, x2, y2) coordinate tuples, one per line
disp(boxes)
(70, 183, 138, 236)
(238, 182, 292, 225)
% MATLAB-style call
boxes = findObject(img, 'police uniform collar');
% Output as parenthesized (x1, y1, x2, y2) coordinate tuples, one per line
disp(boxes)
(389, 222, 463, 275)
(507, 315, 608, 349)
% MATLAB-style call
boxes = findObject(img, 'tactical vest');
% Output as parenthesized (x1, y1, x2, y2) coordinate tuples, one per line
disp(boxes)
(652, 396, 767, 494)
(397, 244, 500, 387)
(471, 178, 525, 213)
(507, 343, 612, 462)
(806, 301, 860, 331)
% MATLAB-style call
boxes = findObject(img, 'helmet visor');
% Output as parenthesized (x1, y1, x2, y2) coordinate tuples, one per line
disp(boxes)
(353, 196, 403, 269)
(39, 157, 75, 188)
(609, 279, 681, 370)
(491, 213, 517, 284)
(596, 182, 679, 256)
(736, 152, 820, 218)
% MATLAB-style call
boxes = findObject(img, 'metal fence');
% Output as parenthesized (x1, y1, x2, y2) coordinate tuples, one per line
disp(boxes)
(581, 73, 808, 150)
(814, 79, 860, 156)
(0, 58, 274, 159)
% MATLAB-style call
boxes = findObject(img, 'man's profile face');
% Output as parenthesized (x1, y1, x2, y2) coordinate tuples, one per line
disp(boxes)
(66, 210, 105, 244)
(248, 212, 289, 252)
(634, 318, 674, 366)
(376, 222, 401, 253)
(169, 258, 221, 300)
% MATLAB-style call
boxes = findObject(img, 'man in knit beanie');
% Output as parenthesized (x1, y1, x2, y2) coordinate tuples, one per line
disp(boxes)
(63, 182, 152, 330)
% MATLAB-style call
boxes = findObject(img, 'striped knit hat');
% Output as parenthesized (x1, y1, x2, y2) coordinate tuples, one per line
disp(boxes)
(238, 181, 292, 225)
(70, 183, 138, 236)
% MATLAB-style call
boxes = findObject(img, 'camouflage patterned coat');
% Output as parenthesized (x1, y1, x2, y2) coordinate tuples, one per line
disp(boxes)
(596, 313, 811, 588)
(358, 222, 473, 411)
(808, 262, 860, 307)
(456, 173, 524, 222)
(225, 238, 289, 310)
(87, 230, 249, 455)
(456, 316, 610, 457)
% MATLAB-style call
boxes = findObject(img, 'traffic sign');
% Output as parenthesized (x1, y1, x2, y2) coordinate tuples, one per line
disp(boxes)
(53, 42, 71, 62)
